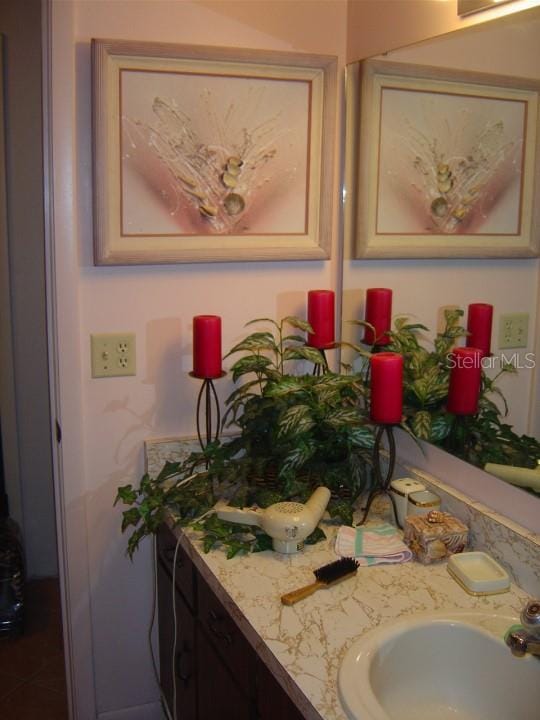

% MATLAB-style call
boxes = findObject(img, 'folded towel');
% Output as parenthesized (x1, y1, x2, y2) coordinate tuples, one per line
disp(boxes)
(335, 523, 413, 566)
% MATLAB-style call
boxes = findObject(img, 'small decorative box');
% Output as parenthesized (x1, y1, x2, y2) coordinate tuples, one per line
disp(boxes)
(403, 510, 468, 564)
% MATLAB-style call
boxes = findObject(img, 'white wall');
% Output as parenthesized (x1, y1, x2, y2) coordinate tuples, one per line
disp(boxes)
(49, 1, 539, 717)
(51, 1, 346, 717)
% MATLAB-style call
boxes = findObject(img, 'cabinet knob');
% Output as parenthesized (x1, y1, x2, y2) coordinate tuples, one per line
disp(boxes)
(175, 647, 192, 684)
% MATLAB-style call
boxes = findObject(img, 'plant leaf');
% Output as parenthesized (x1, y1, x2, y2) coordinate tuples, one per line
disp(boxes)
(349, 426, 375, 449)
(412, 410, 432, 440)
(324, 407, 362, 428)
(264, 376, 305, 397)
(430, 413, 453, 442)
(115, 484, 138, 506)
(277, 404, 314, 437)
(121, 507, 141, 532)
(283, 346, 326, 365)
(282, 316, 313, 333)
(230, 355, 273, 382)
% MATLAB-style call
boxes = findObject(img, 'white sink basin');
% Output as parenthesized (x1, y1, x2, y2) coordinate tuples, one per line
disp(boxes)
(339, 611, 540, 720)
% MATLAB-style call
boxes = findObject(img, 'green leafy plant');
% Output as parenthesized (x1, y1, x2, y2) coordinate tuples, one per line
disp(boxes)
(116, 316, 376, 558)
(384, 309, 540, 471)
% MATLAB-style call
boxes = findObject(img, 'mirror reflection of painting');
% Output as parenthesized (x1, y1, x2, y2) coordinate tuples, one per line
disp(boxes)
(120, 69, 310, 237)
(376, 87, 525, 236)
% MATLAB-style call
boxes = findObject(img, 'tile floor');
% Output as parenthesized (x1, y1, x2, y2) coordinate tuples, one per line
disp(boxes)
(0, 578, 68, 719)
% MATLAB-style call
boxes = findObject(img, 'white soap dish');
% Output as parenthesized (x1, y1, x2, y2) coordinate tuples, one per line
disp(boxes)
(447, 551, 510, 596)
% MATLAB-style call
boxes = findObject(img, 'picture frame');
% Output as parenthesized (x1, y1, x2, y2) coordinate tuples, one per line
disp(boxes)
(350, 59, 540, 259)
(91, 39, 337, 265)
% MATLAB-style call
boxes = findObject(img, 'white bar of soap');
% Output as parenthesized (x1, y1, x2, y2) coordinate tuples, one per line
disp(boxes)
(447, 551, 510, 595)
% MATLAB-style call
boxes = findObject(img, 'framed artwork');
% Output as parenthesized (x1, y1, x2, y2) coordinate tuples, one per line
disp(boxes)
(92, 39, 337, 265)
(351, 60, 540, 259)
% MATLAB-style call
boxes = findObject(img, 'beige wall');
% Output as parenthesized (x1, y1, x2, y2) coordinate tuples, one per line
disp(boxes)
(346, 0, 540, 62)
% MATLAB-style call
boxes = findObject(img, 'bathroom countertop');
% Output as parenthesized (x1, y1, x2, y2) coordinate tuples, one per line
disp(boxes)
(169, 516, 529, 720)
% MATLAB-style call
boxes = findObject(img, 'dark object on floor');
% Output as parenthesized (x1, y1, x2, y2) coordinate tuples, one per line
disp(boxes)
(0, 517, 25, 637)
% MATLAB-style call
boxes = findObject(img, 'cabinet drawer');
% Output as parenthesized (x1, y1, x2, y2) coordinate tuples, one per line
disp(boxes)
(197, 573, 255, 698)
(157, 524, 196, 611)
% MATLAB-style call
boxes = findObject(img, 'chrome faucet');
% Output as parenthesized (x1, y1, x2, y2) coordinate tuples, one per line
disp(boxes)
(505, 600, 540, 658)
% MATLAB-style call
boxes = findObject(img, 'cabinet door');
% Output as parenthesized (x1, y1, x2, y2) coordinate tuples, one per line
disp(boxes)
(157, 558, 197, 720)
(197, 625, 253, 720)
(157, 523, 196, 611)
(256, 658, 307, 720)
(197, 573, 255, 698)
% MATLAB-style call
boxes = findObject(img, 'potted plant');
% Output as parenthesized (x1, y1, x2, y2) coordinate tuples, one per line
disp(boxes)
(116, 316, 376, 558)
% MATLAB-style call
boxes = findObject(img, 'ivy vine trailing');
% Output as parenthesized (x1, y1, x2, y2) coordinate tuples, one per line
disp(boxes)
(116, 316, 377, 559)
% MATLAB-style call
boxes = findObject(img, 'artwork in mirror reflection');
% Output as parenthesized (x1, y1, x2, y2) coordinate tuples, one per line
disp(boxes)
(352, 59, 540, 258)
(377, 86, 525, 236)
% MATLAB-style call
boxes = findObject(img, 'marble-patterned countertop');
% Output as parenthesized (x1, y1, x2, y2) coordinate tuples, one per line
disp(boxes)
(170, 516, 529, 720)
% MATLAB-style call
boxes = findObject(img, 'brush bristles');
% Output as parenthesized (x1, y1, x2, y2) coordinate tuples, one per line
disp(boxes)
(314, 557, 359, 584)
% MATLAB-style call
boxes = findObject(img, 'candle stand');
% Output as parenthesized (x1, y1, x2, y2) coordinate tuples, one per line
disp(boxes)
(357, 424, 399, 526)
(190, 372, 226, 452)
(310, 344, 335, 376)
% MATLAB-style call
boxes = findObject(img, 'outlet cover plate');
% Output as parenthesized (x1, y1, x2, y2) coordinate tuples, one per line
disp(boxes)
(91, 333, 136, 378)
(498, 313, 529, 349)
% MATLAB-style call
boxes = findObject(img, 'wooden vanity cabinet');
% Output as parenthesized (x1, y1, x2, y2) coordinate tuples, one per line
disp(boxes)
(156, 524, 307, 720)
(156, 526, 198, 720)
(255, 658, 306, 720)
(157, 559, 197, 720)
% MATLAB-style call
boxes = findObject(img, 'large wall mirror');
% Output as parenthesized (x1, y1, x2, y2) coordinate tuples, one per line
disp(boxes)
(342, 5, 540, 506)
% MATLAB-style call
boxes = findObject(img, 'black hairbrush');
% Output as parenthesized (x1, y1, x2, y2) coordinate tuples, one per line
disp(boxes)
(281, 557, 359, 606)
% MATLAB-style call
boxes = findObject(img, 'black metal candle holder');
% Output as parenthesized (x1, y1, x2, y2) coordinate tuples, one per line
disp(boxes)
(309, 343, 336, 376)
(190, 372, 226, 452)
(357, 423, 399, 526)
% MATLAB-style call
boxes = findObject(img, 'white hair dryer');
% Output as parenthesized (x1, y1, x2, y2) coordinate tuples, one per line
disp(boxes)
(215, 486, 331, 554)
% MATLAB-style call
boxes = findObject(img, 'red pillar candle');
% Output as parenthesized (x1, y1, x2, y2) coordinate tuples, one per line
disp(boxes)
(447, 347, 482, 416)
(370, 352, 403, 424)
(193, 315, 222, 378)
(466, 303, 493, 357)
(364, 288, 392, 346)
(307, 290, 335, 348)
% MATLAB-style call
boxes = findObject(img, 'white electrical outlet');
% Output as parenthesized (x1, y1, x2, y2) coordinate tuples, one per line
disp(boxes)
(498, 313, 529, 349)
(91, 333, 136, 378)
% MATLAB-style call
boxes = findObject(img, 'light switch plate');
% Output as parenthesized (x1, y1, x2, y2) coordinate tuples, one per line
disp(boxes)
(498, 313, 529, 349)
(91, 333, 136, 377)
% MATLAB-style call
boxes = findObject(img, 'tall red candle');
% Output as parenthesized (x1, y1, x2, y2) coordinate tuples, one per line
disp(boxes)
(466, 303, 493, 357)
(364, 288, 392, 346)
(447, 347, 482, 416)
(307, 290, 335, 348)
(370, 352, 403, 424)
(193, 315, 222, 378)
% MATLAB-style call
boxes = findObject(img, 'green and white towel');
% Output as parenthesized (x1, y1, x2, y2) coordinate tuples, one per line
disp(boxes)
(335, 523, 412, 566)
